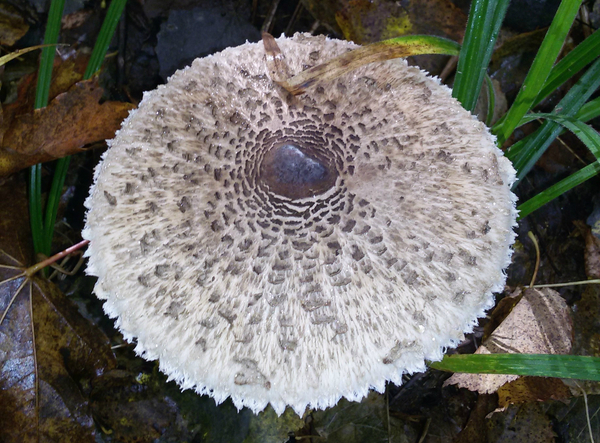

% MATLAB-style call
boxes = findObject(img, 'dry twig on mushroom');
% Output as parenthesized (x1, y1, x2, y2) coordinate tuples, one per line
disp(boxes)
(83, 33, 517, 415)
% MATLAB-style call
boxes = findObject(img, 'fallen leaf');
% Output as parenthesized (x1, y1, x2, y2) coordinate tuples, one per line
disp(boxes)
(0, 174, 117, 442)
(574, 221, 600, 279)
(445, 288, 572, 393)
(0, 79, 134, 177)
(0, 3, 28, 46)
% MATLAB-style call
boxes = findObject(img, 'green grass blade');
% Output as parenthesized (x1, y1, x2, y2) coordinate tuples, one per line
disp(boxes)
(281, 35, 460, 95)
(430, 354, 600, 381)
(32, 0, 127, 258)
(452, 0, 510, 112)
(575, 96, 600, 122)
(517, 162, 600, 218)
(535, 28, 600, 107)
(29, 164, 44, 255)
(485, 73, 496, 127)
(42, 157, 71, 255)
(493, 0, 583, 145)
(506, 57, 600, 182)
(84, 0, 127, 79)
(29, 0, 65, 258)
(518, 113, 600, 159)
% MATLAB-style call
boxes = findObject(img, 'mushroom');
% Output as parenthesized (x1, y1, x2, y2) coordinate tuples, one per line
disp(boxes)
(83, 33, 517, 415)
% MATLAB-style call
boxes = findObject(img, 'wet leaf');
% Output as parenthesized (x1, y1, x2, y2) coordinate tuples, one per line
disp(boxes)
(0, 175, 116, 442)
(445, 288, 572, 393)
(0, 78, 134, 177)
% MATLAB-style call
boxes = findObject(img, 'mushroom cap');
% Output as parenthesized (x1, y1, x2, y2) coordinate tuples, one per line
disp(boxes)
(83, 33, 517, 415)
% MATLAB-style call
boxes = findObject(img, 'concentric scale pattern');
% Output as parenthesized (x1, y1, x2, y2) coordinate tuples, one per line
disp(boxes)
(84, 34, 517, 414)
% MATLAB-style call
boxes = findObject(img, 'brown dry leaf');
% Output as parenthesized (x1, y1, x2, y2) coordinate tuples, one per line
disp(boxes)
(0, 78, 134, 177)
(0, 3, 29, 46)
(574, 221, 600, 279)
(445, 288, 572, 394)
(0, 175, 117, 442)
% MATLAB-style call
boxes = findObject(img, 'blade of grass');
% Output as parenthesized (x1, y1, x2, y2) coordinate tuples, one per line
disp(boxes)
(29, 0, 65, 258)
(29, 164, 44, 255)
(517, 162, 600, 218)
(506, 57, 600, 182)
(517, 113, 600, 159)
(276, 35, 461, 95)
(0, 44, 65, 68)
(40, 0, 128, 258)
(493, 0, 583, 145)
(535, 28, 600, 107)
(485, 73, 496, 127)
(575, 96, 600, 122)
(452, 0, 510, 112)
(430, 354, 600, 381)
(84, 0, 127, 79)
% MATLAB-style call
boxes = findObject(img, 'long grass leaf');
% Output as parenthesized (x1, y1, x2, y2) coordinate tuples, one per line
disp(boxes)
(485, 73, 496, 126)
(535, 28, 600, 107)
(279, 35, 461, 95)
(430, 354, 600, 381)
(40, 0, 127, 256)
(518, 113, 600, 159)
(29, 164, 44, 255)
(575, 96, 600, 122)
(517, 163, 600, 218)
(84, 0, 127, 79)
(29, 0, 65, 258)
(452, 0, 510, 112)
(493, 0, 583, 145)
(506, 57, 600, 182)
(42, 157, 70, 255)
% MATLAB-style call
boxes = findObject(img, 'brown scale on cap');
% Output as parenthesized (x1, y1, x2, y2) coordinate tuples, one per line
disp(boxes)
(83, 33, 517, 415)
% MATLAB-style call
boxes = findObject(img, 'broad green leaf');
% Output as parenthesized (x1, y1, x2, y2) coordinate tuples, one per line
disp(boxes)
(430, 354, 600, 381)
(493, 0, 583, 145)
(452, 0, 510, 112)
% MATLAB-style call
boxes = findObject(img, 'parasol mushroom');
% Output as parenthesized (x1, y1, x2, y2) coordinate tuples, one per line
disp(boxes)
(83, 33, 517, 415)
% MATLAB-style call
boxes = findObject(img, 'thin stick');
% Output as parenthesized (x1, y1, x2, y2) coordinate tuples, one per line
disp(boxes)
(528, 231, 540, 287)
(532, 279, 600, 288)
(25, 240, 89, 278)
